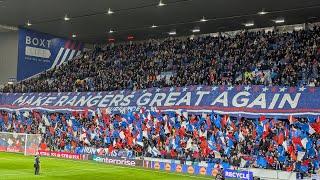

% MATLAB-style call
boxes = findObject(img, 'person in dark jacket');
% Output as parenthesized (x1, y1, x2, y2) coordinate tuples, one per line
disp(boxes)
(34, 155, 40, 175)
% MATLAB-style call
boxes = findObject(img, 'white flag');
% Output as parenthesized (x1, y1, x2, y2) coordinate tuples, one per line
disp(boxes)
(202, 113, 207, 119)
(80, 133, 86, 141)
(282, 140, 288, 151)
(90, 133, 96, 140)
(182, 112, 188, 118)
(143, 130, 148, 138)
(301, 138, 308, 149)
(199, 130, 207, 138)
(137, 141, 144, 146)
(308, 125, 315, 135)
(67, 119, 72, 127)
(240, 158, 247, 168)
(239, 131, 245, 142)
(164, 124, 170, 134)
(84, 138, 90, 145)
(186, 138, 193, 149)
(119, 131, 125, 140)
(297, 151, 305, 161)
(42, 115, 50, 126)
(181, 121, 187, 128)
(23, 111, 29, 117)
(213, 150, 221, 159)
(152, 147, 160, 156)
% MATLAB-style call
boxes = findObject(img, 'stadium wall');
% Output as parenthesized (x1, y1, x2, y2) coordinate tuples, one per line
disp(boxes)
(0, 31, 18, 85)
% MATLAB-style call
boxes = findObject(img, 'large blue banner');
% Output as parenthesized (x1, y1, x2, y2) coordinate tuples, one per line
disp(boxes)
(17, 28, 84, 80)
(0, 85, 319, 117)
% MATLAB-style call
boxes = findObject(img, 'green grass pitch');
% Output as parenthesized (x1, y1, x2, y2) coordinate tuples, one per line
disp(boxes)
(0, 152, 213, 180)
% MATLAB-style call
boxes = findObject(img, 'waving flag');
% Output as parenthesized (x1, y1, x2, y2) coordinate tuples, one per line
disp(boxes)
(119, 131, 125, 140)
(221, 115, 229, 127)
(221, 162, 230, 169)
(301, 138, 308, 149)
(298, 164, 308, 173)
(297, 151, 305, 161)
(84, 138, 90, 145)
(182, 111, 188, 119)
(152, 147, 160, 156)
(164, 122, 170, 134)
(213, 150, 221, 158)
(256, 124, 263, 137)
(214, 115, 221, 129)
(185, 138, 192, 150)
(288, 115, 297, 124)
(259, 115, 267, 122)
(142, 129, 148, 138)
(67, 118, 73, 127)
(310, 121, 320, 134)
(208, 140, 216, 151)
(23, 111, 29, 118)
(206, 116, 212, 128)
(42, 114, 50, 126)
(277, 132, 284, 145)
(238, 131, 245, 142)
(308, 124, 316, 134)
(292, 137, 302, 146)
(257, 156, 267, 168)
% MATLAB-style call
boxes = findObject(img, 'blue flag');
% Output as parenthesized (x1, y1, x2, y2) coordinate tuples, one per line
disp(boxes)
(257, 156, 267, 168)
(214, 116, 221, 129)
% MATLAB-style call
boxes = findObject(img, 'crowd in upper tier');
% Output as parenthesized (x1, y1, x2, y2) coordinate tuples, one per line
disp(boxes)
(2, 26, 320, 93)
(0, 109, 319, 174)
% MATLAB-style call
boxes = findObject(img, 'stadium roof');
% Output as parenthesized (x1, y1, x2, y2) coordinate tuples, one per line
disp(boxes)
(0, 0, 319, 43)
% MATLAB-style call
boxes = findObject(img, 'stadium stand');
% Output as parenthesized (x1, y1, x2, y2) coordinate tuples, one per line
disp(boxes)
(0, 109, 319, 175)
(2, 25, 320, 93)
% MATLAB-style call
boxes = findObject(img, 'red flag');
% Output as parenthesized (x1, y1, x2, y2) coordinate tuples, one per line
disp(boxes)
(190, 115, 197, 124)
(266, 156, 274, 164)
(221, 115, 228, 127)
(83, 108, 89, 118)
(61, 116, 66, 123)
(139, 107, 145, 114)
(311, 121, 320, 134)
(286, 166, 293, 172)
(252, 128, 257, 139)
(259, 115, 267, 122)
(206, 116, 211, 127)
(302, 160, 310, 166)
(284, 127, 289, 138)
(287, 145, 296, 160)
(72, 111, 78, 117)
(108, 145, 113, 154)
(193, 130, 199, 138)
(292, 137, 302, 146)
(134, 113, 140, 120)
(277, 132, 284, 145)
(262, 123, 270, 139)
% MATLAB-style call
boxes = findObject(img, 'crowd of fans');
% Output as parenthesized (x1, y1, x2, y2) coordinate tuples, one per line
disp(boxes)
(2, 26, 320, 93)
(0, 109, 319, 175)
